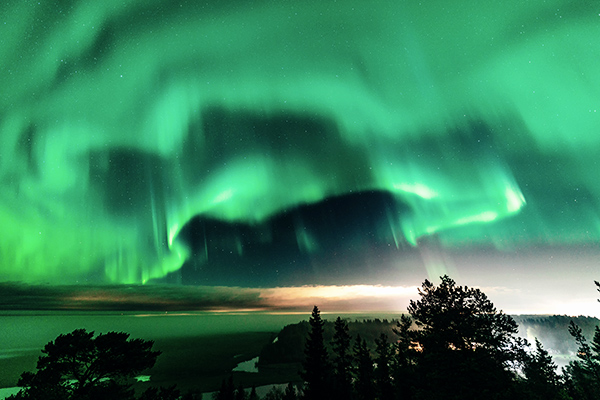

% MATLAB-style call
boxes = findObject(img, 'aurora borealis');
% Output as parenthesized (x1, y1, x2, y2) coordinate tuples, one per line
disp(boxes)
(1, 0, 599, 313)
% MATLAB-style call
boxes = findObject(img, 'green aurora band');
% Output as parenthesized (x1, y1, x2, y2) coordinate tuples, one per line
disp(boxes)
(0, 0, 599, 283)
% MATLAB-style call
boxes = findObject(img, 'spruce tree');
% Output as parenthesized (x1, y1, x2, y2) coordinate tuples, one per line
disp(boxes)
(331, 317, 353, 399)
(374, 334, 394, 400)
(563, 322, 600, 400)
(300, 306, 330, 400)
(215, 376, 235, 400)
(353, 335, 375, 400)
(248, 387, 258, 400)
(234, 383, 247, 400)
(392, 314, 417, 399)
(523, 338, 563, 400)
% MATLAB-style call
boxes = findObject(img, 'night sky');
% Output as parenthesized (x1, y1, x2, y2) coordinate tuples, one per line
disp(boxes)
(1, 1, 599, 315)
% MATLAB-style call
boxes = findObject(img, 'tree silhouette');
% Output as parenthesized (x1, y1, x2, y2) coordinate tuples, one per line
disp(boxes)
(9, 328, 160, 400)
(248, 386, 258, 400)
(331, 317, 353, 399)
(138, 385, 181, 400)
(391, 314, 416, 399)
(408, 276, 520, 355)
(234, 383, 247, 400)
(300, 306, 330, 400)
(522, 338, 563, 400)
(374, 333, 393, 400)
(263, 386, 284, 400)
(563, 321, 600, 399)
(283, 383, 297, 400)
(181, 389, 204, 400)
(406, 275, 524, 400)
(214, 376, 235, 400)
(352, 335, 374, 400)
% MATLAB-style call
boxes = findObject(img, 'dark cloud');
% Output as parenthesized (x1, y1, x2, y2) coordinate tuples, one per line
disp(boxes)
(0, 283, 266, 312)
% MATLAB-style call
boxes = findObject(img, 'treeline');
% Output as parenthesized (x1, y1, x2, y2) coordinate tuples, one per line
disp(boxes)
(297, 276, 600, 400)
(514, 315, 600, 355)
(259, 315, 600, 368)
(258, 318, 399, 366)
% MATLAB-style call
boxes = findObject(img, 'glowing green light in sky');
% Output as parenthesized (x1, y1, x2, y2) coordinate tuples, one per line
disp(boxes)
(393, 184, 438, 200)
(0, 0, 599, 283)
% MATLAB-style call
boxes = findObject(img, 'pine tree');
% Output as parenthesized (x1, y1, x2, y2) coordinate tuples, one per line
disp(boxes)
(8, 329, 160, 400)
(331, 317, 353, 400)
(300, 306, 330, 400)
(405, 276, 523, 400)
(408, 276, 520, 355)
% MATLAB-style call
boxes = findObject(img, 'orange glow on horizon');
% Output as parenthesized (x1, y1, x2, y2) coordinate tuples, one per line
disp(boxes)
(258, 284, 420, 311)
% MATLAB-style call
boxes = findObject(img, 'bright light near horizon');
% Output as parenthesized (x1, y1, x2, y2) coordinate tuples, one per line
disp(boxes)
(259, 284, 419, 311)
(459, 285, 600, 318)
(518, 298, 600, 318)
(258, 284, 600, 317)
(262, 284, 419, 299)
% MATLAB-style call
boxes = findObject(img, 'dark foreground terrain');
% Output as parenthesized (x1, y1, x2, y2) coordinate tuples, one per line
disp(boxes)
(2, 311, 599, 397)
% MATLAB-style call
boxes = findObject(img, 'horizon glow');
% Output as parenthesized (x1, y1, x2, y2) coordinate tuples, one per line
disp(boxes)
(1, 281, 597, 317)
